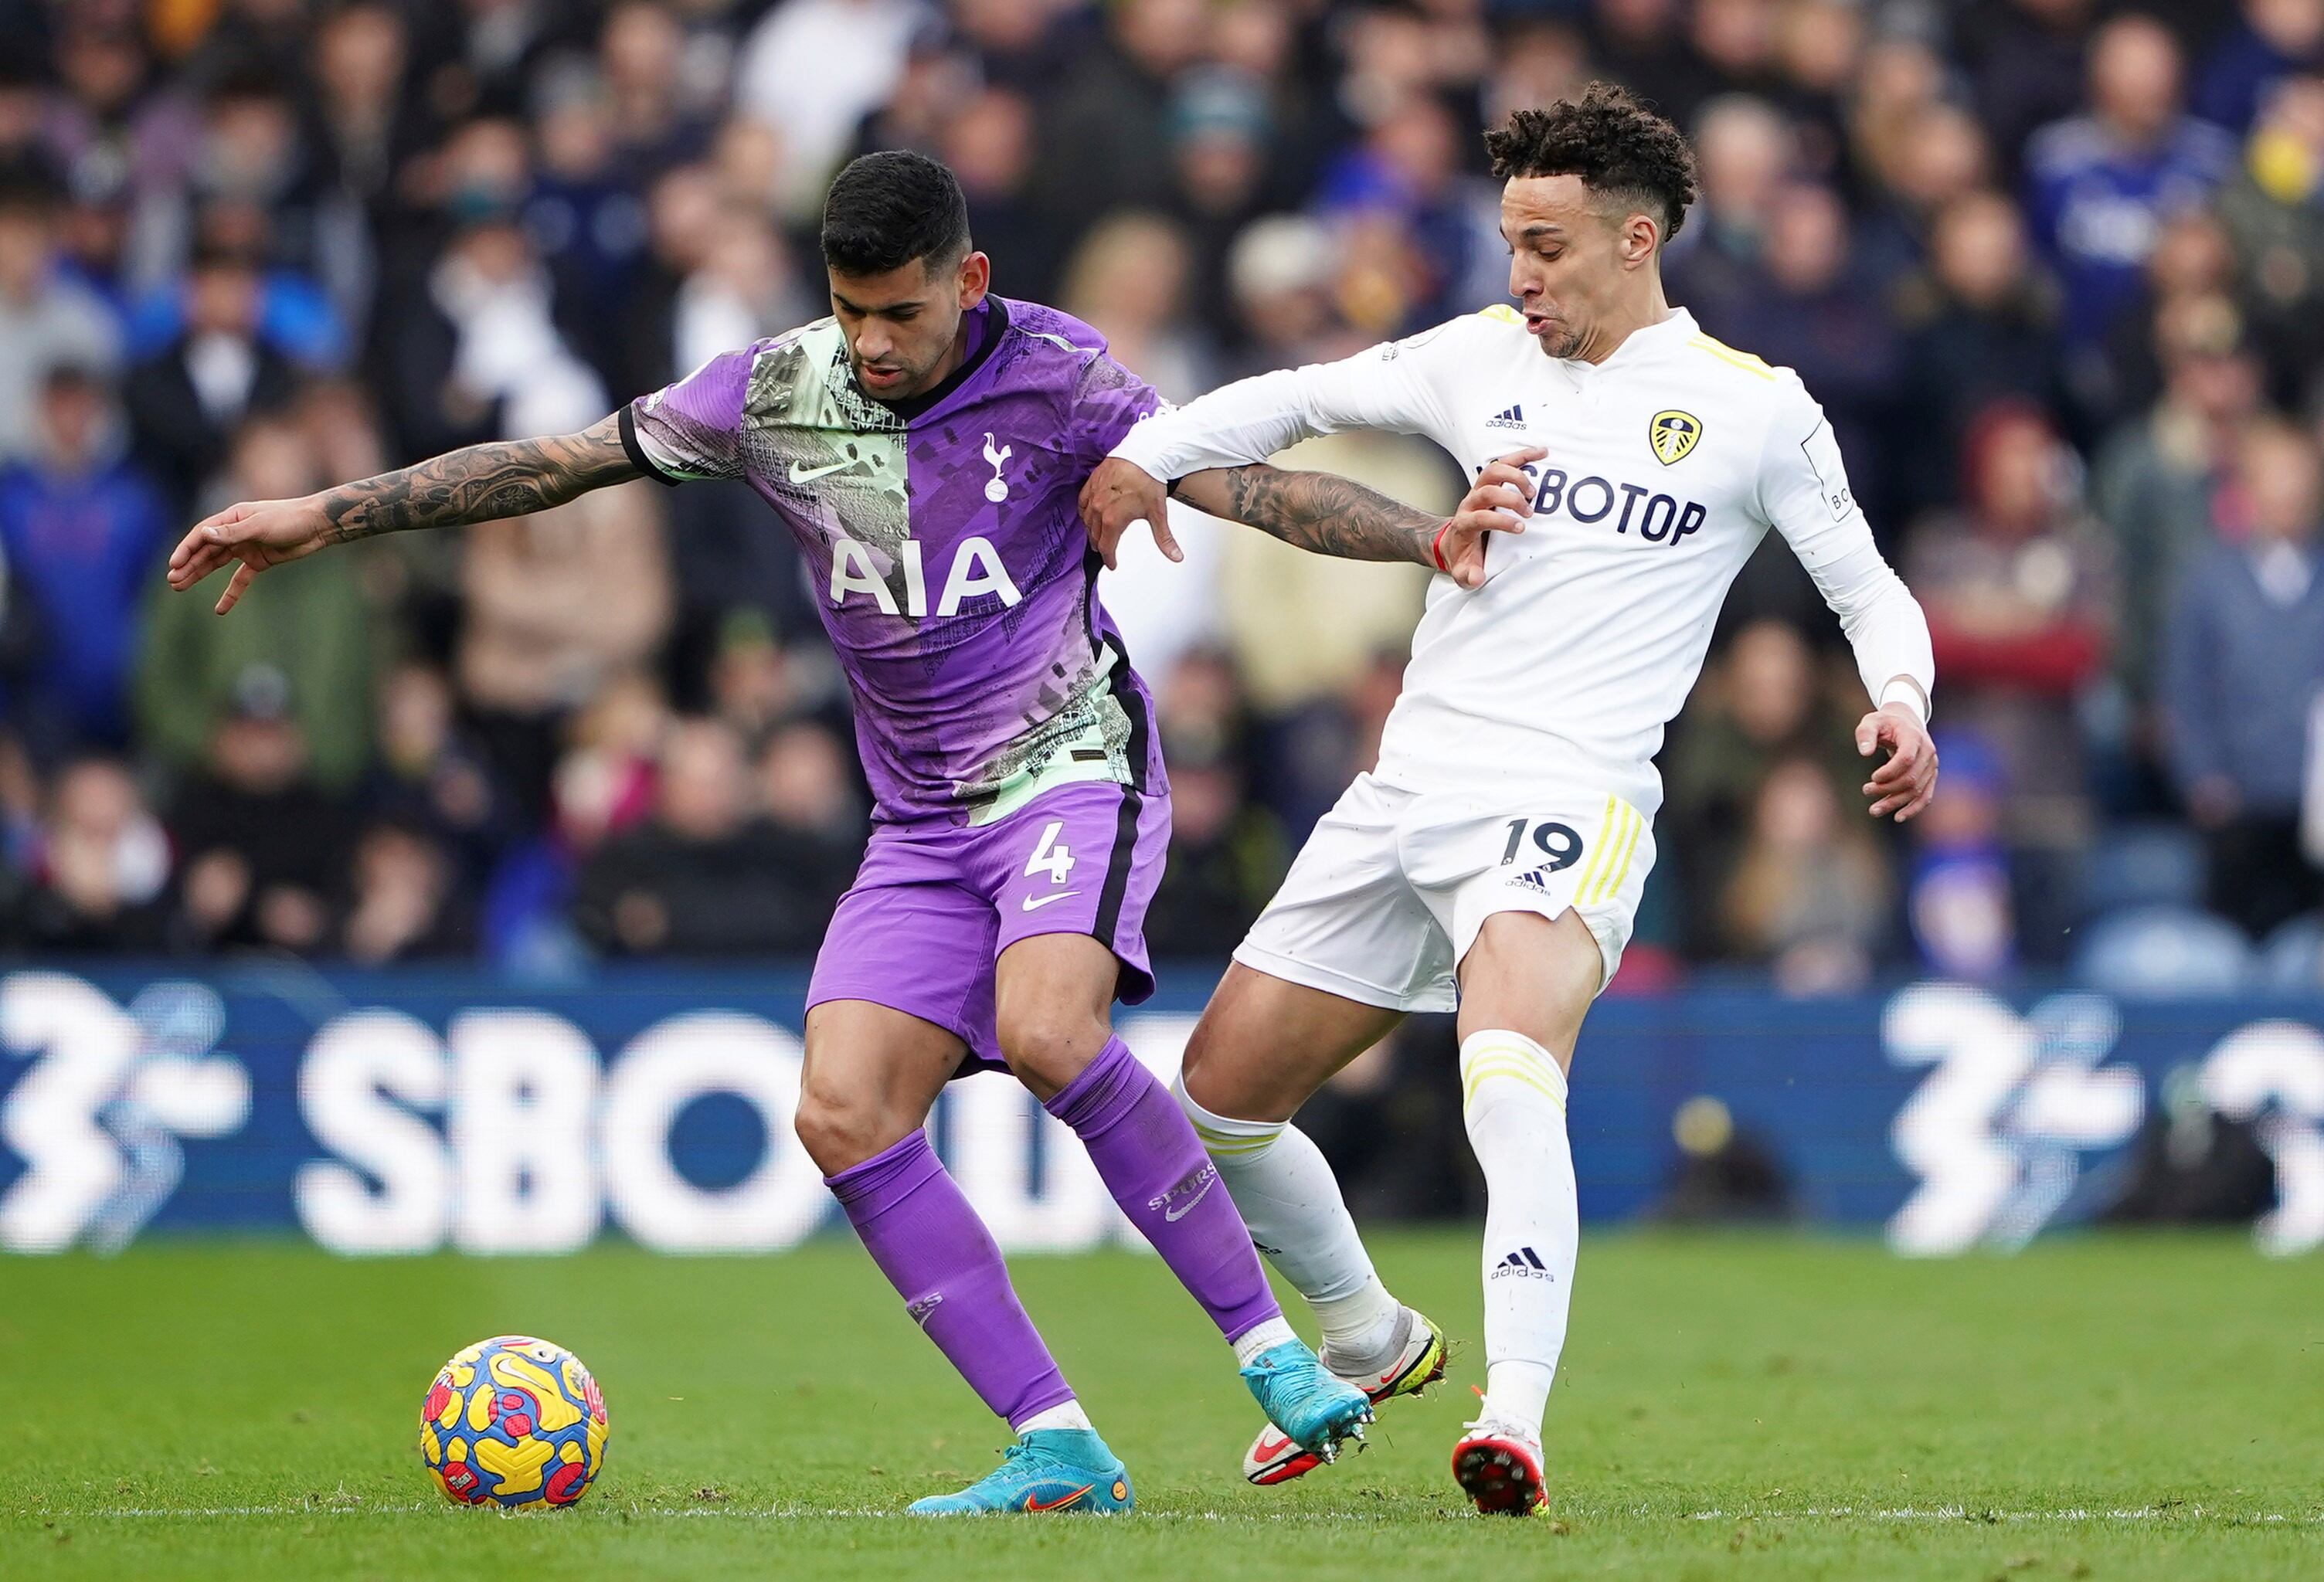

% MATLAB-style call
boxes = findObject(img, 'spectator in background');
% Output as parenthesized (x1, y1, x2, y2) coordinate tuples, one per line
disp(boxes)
(1961, 0, 2105, 182)
(1719, 756, 1892, 994)
(457, 433, 671, 824)
(1905, 729, 2017, 979)
(2093, 293, 2264, 743)
(1163, 68, 1274, 331)
(1908, 402, 2113, 869)
(2195, 0, 2324, 135)
(705, 609, 806, 747)
(1221, 214, 1350, 375)
(1592, 0, 1721, 131)
(1851, 100, 1993, 288)
(339, 819, 474, 962)
(599, 0, 715, 182)
(1663, 619, 1867, 959)
(0, 171, 121, 466)
(1059, 212, 1214, 402)
(735, 0, 931, 218)
(1315, 91, 1502, 330)
(307, 3, 425, 266)
(1897, 190, 2065, 517)
(2024, 15, 2235, 352)
(576, 715, 838, 956)
(364, 660, 511, 886)
(2088, 209, 2243, 438)
(2216, 73, 2324, 408)
(7, 755, 169, 952)
(123, 238, 299, 513)
(1144, 725, 1287, 957)
(552, 674, 671, 863)
(136, 412, 374, 791)
(1666, 93, 1792, 331)
(2163, 419, 2324, 939)
(1718, 182, 1898, 527)
(0, 365, 168, 759)
(1035, 0, 1207, 216)
(165, 664, 356, 955)
(753, 717, 865, 905)
(944, 86, 1061, 303)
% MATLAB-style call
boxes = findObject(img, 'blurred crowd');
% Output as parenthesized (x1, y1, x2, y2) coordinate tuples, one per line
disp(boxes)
(5, 0, 2324, 996)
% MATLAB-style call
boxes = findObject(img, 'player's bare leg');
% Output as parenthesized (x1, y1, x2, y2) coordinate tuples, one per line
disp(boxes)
(994, 934, 1371, 1457)
(1176, 966, 1451, 1483)
(1445, 908, 1600, 1515)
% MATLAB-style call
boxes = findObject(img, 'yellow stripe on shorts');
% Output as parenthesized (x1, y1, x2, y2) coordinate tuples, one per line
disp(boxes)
(1588, 802, 1645, 906)
(1567, 793, 1619, 906)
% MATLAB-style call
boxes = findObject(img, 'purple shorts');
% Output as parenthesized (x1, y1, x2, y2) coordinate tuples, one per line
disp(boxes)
(806, 779, 1171, 1073)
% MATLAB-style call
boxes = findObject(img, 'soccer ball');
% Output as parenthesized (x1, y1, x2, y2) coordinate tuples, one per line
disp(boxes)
(420, 1335, 609, 1509)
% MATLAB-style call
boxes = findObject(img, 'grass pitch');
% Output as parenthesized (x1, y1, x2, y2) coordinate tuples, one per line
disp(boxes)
(2, 1231, 2318, 1580)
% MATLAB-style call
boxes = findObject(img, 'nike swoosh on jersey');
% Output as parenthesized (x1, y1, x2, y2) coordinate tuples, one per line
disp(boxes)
(1022, 1483, 1096, 1512)
(1163, 1173, 1215, 1221)
(787, 457, 859, 484)
(1021, 891, 1081, 912)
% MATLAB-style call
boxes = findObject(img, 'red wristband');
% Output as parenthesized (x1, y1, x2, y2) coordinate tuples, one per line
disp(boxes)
(1430, 518, 1454, 572)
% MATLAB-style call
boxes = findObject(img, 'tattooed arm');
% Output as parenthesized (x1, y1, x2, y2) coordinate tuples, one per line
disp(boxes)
(1083, 446, 1541, 592)
(165, 413, 638, 614)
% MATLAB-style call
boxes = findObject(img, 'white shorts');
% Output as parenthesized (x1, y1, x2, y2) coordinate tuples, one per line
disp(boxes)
(1234, 774, 1655, 1013)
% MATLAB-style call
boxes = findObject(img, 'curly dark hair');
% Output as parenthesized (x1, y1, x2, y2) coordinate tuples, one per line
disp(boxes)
(1483, 83, 1699, 244)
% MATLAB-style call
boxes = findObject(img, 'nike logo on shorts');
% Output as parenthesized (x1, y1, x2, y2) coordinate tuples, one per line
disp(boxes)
(787, 457, 858, 484)
(1021, 891, 1080, 912)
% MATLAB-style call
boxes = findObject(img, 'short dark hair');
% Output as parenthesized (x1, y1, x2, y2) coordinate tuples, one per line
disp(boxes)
(1483, 83, 1699, 244)
(820, 151, 972, 277)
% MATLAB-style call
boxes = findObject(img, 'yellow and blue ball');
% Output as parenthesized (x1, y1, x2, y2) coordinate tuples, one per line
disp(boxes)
(419, 1336, 608, 1509)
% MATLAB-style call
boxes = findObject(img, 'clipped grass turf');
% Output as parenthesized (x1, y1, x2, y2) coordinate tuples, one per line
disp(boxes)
(2, 1231, 2319, 1579)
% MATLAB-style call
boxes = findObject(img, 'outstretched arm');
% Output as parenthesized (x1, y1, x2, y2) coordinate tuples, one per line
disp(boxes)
(1091, 446, 1541, 591)
(166, 413, 638, 613)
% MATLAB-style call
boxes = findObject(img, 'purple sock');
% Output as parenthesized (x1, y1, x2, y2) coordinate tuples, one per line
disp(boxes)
(1045, 1035, 1283, 1343)
(825, 1129, 1074, 1428)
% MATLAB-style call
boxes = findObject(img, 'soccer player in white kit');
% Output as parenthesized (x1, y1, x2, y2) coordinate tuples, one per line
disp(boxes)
(1079, 84, 1940, 1515)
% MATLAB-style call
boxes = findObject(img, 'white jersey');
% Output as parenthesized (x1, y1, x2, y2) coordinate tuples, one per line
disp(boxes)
(1110, 305, 1935, 820)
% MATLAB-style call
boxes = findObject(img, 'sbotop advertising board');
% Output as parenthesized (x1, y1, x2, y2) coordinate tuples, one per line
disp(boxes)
(2, 963, 2320, 1259)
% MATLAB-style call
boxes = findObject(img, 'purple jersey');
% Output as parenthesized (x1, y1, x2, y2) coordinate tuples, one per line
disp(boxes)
(621, 298, 1162, 824)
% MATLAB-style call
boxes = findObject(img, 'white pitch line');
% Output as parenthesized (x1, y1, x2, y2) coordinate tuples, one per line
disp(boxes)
(37, 1504, 2324, 1526)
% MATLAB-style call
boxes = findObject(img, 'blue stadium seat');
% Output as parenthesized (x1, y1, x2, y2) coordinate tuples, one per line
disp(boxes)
(2255, 915, 2324, 994)
(2076, 822, 2208, 919)
(2071, 905, 2253, 997)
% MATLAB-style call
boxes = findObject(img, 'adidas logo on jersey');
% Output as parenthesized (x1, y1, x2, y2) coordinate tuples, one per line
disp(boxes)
(1484, 404, 1527, 430)
(1491, 1247, 1554, 1280)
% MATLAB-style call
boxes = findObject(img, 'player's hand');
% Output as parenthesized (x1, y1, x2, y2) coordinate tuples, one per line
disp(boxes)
(1079, 457, 1178, 569)
(1433, 446, 1544, 590)
(165, 496, 334, 614)
(1857, 702, 1938, 823)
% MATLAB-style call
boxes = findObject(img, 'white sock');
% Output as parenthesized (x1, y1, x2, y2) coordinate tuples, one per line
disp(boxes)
(1460, 1029, 1577, 1439)
(1230, 1315, 1296, 1366)
(1013, 1398, 1093, 1434)
(1175, 1074, 1402, 1360)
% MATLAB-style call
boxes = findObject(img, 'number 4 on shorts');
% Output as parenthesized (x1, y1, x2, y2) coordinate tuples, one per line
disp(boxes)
(1025, 820, 1075, 884)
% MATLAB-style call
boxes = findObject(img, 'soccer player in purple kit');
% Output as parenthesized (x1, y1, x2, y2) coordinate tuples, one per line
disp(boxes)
(163, 151, 1370, 1514)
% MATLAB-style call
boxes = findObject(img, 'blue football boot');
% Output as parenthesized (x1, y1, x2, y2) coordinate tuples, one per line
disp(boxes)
(906, 1428, 1135, 1516)
(1240, 1339, 1374, 1465)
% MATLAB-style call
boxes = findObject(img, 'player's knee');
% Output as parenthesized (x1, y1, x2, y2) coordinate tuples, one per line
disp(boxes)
(1177, 1020, 1232, 1113)
(791, 1085, 899, 1176)
(994, 1013, 1104, 1098)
